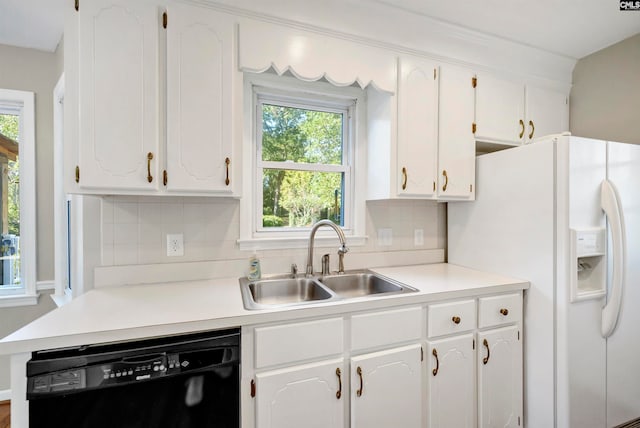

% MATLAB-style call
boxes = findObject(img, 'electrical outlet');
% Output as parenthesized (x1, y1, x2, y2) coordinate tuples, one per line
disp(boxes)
(166, 233, 184, 257)
(377, 228, 393, 246)
(414, 229, 424, 246)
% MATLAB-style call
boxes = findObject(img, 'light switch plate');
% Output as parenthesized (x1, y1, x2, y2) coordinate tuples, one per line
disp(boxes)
(167, 233, 184, 257)
(414, 229, 424, 246)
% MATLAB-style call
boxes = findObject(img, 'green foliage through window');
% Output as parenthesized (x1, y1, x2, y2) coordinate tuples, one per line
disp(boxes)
(260, 102, 347, 228)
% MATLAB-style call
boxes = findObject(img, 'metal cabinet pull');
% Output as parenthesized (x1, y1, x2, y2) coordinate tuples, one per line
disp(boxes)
(528, 120, 535, 140)
(483, 339, 490, 365)
(147, 152, 154, 183)
(225, 157, 230, 186)
(519, 119, 525, 139)
(452, 316, 461, 324)
(336, 368, 342, 399)
(432, 349, 439, 376)
(500, 308, 509, 316)
(401, 167, 408, 190)
(356, 366, 364, 397)
(442, 170, 448, 192)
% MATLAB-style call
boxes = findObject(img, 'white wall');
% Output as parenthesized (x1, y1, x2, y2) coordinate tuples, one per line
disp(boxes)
(570, 33, 640, 145)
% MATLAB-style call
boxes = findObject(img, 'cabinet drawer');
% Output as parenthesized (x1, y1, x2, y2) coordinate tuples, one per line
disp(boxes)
(351, 306, 422, 351)
(478, 293, 522, 328)
(255, 317, 344, 368)
(428, 299, 476, 338)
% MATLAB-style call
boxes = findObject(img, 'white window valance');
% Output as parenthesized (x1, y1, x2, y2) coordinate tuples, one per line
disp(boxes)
(238, 20, 397, 94)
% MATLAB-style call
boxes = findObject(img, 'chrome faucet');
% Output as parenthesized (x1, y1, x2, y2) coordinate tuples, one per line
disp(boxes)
(306, 220, 348, 276)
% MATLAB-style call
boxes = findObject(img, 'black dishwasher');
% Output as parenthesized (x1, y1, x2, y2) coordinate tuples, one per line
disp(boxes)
(26, 328, 240, 428)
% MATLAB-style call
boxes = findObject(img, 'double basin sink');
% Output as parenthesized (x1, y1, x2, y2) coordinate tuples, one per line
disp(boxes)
(240, 270, 417, 310)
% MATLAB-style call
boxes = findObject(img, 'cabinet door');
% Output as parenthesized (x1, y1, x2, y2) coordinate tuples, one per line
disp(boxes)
(525, 85, 569, 143)
(351, 344, 422, 428)
(426, 334, 475, 428)
(477, 326, 523, 428)
(397, 57, 438, 197)
(166, 4, 235, 193)
(78, 0, 160, 191)
(438, 65, 476, 200)
(255, 359, 345, 428)
(475, 73, 525, 144)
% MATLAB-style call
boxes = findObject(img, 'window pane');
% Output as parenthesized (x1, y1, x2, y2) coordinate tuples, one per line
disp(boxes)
(262, 169, 343, 228)
(0, 113, 20, 287)
(261, 104, 343, 165)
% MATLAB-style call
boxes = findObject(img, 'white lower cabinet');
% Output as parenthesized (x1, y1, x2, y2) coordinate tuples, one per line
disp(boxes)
(255, 358, 346, 428)
(351, 344, 422, 428)
(477, 326, 523, 428)
(247, 293, 524, 428)
(426, 334, 476, 428)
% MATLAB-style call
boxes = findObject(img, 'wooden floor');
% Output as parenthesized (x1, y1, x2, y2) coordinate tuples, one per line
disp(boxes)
(0, 400, 9, 428)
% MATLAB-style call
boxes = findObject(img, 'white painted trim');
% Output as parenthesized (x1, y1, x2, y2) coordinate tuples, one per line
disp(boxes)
(36, 280, 55, 291)
(0, 89, 36, 298)
(53, 73, 69, 298)
(0, 293, 39, 308)
(185, 0, 575, 85)
(0, 388, 10, 402)
(50, 290, 72, 307)
(238, 235, 367, 251)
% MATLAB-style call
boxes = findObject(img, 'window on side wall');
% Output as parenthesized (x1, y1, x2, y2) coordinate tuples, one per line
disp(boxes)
(240, 74, 366, 249)
(0, 89, 36, 305)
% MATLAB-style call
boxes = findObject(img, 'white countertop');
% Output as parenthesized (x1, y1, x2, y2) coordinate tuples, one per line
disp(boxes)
(0, 263, 528, 355)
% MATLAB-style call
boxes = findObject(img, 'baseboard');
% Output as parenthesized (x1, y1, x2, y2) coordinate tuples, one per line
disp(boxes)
(0, 389, 10, 402)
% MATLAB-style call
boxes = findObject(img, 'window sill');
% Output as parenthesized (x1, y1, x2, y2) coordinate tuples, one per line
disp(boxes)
(238, 235, 368, 251)
(0, 293, 39, 308)
(50, 289, 73, 308)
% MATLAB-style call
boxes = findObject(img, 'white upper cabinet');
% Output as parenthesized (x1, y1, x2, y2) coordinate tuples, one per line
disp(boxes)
(166, 3, 235, 194)
(77, 0, 160, 191)
(525, 85, 569, 143)
(367, 59, 475, 201)
(396, 57, 439, 197)
(474, 72, 569, 148)
(474, 73, 525, 145)
(68, 0, 238, 196)
(437, 64, 476, 200)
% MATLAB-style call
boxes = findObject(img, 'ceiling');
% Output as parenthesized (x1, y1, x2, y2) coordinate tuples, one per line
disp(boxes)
(1, 0, 639, 58)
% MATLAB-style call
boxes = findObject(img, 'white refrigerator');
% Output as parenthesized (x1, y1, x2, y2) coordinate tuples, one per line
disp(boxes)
(448, 134, 640, 428)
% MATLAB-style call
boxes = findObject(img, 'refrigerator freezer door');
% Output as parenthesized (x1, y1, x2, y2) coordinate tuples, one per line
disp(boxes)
(606, 141, 640, 428)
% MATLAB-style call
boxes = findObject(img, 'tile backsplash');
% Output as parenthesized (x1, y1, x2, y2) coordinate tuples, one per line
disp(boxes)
(101, 196, 446, 268)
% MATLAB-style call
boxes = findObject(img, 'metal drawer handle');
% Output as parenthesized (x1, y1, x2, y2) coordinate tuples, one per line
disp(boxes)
(335, 368, 342, 399)
(483, 339, 490, 365)
(225, 157, 231, 186)
(529, 120, 535, 140)
(452, 316, 461, 324)
(432, 349, 439, 376)
(147, 152, 154, 183)
(500, 308, 509, 316)
(356, 366, 363, 397)
(519, 119, 525, 139)
(402, 167, 408, 190)
(442, 170, 448, 192)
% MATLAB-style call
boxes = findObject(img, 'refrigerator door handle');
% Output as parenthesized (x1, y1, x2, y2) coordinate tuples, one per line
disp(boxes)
(601, 179, 627, 338)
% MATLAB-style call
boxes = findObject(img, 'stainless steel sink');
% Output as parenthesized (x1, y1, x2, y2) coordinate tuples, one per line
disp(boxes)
(239, 276, 335, 310)
(318, 271, 415, 298)
(240, 270, 417, 310)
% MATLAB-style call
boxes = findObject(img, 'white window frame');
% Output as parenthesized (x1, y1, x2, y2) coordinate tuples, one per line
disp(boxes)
(239, 73, 367, 250)
(0, 88, 37, 306)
